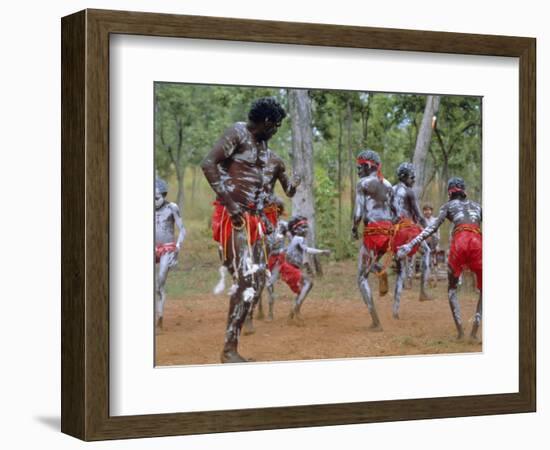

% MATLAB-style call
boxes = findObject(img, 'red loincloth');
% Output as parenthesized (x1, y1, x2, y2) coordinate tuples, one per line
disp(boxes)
(211, 200, 267, 249)
(448, 224, 482, 289)
(155, 242, 177, 263)
(391, 218, 423, 256)
(362, 221, 393, 254)
(268, 253, 302, 294)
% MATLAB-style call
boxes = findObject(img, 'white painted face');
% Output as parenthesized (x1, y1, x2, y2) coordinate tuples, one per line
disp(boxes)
(155, 188, 165, 209)
(295, 223, 308, 237)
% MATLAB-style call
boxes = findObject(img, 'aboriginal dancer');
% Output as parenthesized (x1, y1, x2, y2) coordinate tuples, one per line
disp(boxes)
(397, 177, 482, 339)
(201, 97, 288, 363)
(351, 149, 395, 331)
(155, 178, 186, 329)
(242, 149, 301, 332)
(391, 162, 432, 319)
(213, 154, 299, 332)
(284, 216, 330, 325)
(255, 197, 290, 321)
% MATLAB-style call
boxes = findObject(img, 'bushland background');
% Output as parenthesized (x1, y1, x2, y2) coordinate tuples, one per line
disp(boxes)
(155, 85, 481, 295)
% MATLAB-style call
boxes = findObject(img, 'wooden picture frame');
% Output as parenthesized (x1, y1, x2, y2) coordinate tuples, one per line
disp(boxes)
(61, 9, 536, 441)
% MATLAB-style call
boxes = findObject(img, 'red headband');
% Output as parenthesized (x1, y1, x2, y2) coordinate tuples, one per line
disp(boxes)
(292, 219, 308, 230)
(448, 187, 466, 195)
(356, 158, 383, 181)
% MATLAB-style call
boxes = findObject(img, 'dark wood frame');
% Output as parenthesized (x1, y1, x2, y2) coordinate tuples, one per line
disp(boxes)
(61, 9, 536, 441)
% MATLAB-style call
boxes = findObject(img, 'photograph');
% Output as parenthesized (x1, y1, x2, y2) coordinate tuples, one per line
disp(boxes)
(153, 83, 483, 366)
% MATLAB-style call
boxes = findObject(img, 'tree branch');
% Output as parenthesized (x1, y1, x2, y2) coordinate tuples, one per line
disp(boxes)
(433, 126, 448, 158)
(448, 122, 479, 155)
(175, 117, 184, 162)
(166, 144, 176, 166)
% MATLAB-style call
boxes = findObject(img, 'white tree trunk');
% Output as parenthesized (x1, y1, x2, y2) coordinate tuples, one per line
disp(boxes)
(413, 95, 440, 199)
(288, 89, 317, 247)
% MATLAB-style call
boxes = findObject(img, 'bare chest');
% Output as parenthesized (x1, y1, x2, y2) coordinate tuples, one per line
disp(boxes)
(155, 206, 174, 229)
(231, 139, 268, 166)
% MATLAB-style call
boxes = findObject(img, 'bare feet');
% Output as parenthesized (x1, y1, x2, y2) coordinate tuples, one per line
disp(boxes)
(470, 326, 480, 341)
(156, 316, 163, 329)
(419, 291, 433, 302)
(468, 335, 480, 343)
(256, 309, 265, 320)
(392, 312, 400, 320)
(368, 322, 383, 332)
(378, 272, 389, 297)
(288, 310, 305, 327)
(243, 317, 256, 336)
(220, 350, 252, 363)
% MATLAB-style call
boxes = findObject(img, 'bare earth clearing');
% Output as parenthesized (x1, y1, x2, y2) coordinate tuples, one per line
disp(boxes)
(155, 260, 481, 366)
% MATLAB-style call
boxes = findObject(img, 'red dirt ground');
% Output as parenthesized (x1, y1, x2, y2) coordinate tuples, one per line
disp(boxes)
(155, 261, 482, 366)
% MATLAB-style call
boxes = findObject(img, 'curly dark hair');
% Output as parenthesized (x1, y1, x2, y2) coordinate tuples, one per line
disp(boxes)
(447, 177, 467, 199)
(396, 162, 415, 181)
(356, 149, 381, 166)
(287, 215, 308, 235)
(248, 97, 287, 124)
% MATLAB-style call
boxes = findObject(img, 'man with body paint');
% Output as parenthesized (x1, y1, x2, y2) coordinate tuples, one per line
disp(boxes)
(284, 216, 330, 324)
(155, 178, 186, 329)
(351, 149, 396, 331)
(253, 197, 290, 322)
(201, 97, 290, 363)
(252, 196, 289, 320)
(397, 177, 482, 339)
(242, 152, 301, 333)
(391, 162, 432, 318)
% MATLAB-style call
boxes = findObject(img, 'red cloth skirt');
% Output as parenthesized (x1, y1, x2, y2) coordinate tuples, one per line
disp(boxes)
(362, 221, 393, 254)
(268, 253, 302, 294)
(448, 224, 482, 289)
(391, 218, 423, 256)
(155, 242, 177, 263)
(212, 200, 266, 248)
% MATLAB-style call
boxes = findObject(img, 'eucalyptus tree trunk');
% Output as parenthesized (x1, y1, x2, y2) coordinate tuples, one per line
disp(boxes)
(361, 93, 373, 147)
(288, 88, 321, 273)
(346, 100, 355, 220)
(175, 166, 184, 212)
(413, 95, 440, 200)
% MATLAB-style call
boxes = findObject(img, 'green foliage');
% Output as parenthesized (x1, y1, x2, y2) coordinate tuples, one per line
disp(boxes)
(155, 84, 481, 256)
(155, 83, 292, 179)
(314, 168, 356, 260)
(314, 168, 337, 249)
(429, 96, 482, 202)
